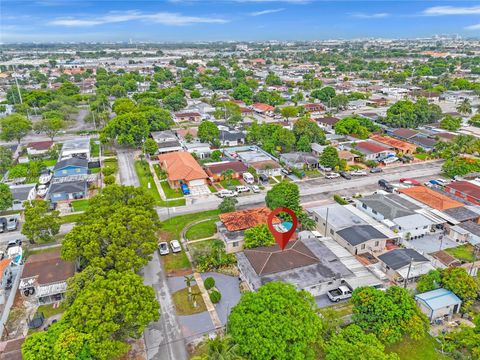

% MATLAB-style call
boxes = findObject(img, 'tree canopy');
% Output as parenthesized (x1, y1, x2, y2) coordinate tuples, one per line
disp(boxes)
(244, 224, 275, 249)
(0, 113, 32, 143)
(21, 200, 60, 243)
(0, 183, 13, 211)
(382, 98, 442, 128)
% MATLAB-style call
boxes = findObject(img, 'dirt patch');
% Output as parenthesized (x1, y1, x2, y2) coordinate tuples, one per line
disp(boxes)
(2, 291, 33, 341)
(167, 268, 193, 277)
(158, 230, 171, 242)
(118, 338, 146, 360)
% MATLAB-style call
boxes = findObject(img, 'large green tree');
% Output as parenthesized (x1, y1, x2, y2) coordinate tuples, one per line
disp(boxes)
(0, 146, 13, 176)
(320, 146, 340, 169)
(244, 224, 275, 249)
(293, 116, 326, 144)
(311, 87, 336, 103)
(0, 183, 13, 211)
(441, 267, 479, 311)
(265, 181, 301, 215)
(0, 113, 32, 143)
(33, 116, 66, 141)
(228, 282, 323, 360)
(100, 112, 149, 147)
(198, 120, 220, 143)
(21, 200, 60, 243)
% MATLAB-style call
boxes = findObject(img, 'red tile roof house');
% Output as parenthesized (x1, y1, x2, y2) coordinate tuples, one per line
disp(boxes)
(445, 181, 480, 206)
(217, 207, 281, 253)
(174, 112, 201, 123)
(158, 151, 208, 189)
(354, 141, 396, 161)
(204, 161, 248, 182)
(26, 141, 54, 156)
(252, 103, 275, 114)
(303, 103, 325, 113)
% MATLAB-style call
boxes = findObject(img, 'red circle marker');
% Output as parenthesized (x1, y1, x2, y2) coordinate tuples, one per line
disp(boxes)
(267, 207, 298, 251)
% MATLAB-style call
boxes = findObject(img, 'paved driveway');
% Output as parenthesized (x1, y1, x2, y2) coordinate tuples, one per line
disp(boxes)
(407, 233, 459, 255)
(201, 272, 241, 325)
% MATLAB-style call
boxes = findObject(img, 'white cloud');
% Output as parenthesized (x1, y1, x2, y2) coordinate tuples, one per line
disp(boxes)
(49, 10, 229, 27)
(465, 23, 480, 30)
(423, 6, 480, 16)
(249, 8, 285, 16)
(351, 12, 389, 19)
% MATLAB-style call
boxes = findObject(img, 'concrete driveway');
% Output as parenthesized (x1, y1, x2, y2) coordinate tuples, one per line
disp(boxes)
(407, 233, 459, 255)
(201, 272, 241, 325)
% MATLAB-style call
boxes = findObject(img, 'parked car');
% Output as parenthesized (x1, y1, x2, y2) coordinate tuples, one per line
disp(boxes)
(180, 184, 190, 195)
(351, 170, 367, 176)
(251, 185, 260, 193)
(435, 179, 449, 186)
(400, 178, 420, 186)
(217, 189, 238, 198)
(158, 242, 169, 256)
(236, 185, 250, 193)
(370, 167, 383, 173)
(259, 174, 269, 183)
(281, 168, 290, 176)
(378, 179, 394, 193)
(243, 172, 255, 184)
(340, 172, 352, 180)
(6, 239, 22, 250)
(327, 285, 353, 302)
(319, 165, 332, 172)
(6, 216, 18, 231)
(170, 240, 182, 253)
(325, 172, 340, 179)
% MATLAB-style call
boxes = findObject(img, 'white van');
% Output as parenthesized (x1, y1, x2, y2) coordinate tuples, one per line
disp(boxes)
(243, 172, 255, 184)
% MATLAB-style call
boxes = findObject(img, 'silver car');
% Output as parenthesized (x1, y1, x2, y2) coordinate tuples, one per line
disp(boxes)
(158, 242, 169, 255)
(170, 240, 182, 253)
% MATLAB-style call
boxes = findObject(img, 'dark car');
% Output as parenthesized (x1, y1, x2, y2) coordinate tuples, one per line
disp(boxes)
(259, 174, 269, 183)
(370, 167, 383, 173)
(340, 172, 352, 180)
(378, 179, 394, 193)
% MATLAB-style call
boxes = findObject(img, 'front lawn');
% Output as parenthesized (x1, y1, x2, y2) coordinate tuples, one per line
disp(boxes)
(162, 250, 191, 274)
(185, 219, 218, 241)
(220, 178, 241, 189)
(159, 199, 186, 207)
(90, 167, 101, 174)
(134, 160, 162, 203)
(172, 285, 207, 315)
(153, 164, 166, 180)
(103, 158, 118, 175)
(161, 181, 184, 199)
(159, 210, 220, 242)
(189, 239, 215, 254)
(90, 139, 100, 157)
(386, 335, 449, 360)
(71, 199, 89, 212)
(37, 302, 66, 319)
(42, 159, 57, 167)
(208, 185, 217, 193)
(58, 213, 83, 224)
(445, 244, 476, 262)
(414, 153, 429, 161)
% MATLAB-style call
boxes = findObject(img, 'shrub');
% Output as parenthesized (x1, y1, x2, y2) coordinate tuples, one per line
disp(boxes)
(204, 277, 215, 290)
(102, 166, 115, 176)
(209, 290, 221, 303)
(333, 194, 348, 205)
(104, 175, 116, 185)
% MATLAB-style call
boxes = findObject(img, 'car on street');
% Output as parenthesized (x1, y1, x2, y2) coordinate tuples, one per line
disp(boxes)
(400, 178, 421, 186)
(6, 239, 22, 250)
(217, 189, 238, 198)
(170, 240, 182, 253)
(325, 172, 340, 179)
(370, 167, 383, 173)
(251, 185, 260, 193)
(435, 179, 449, 186)
(158, 242, 169, 255)
(340, 172, 352, 180)
(351, 170, 367, 176)
(236, 185, 250, 193)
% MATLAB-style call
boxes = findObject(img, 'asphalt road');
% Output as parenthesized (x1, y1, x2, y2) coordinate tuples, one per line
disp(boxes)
(116, 148, 188, 360)
(0, 222, 74, 246)
(157, 161, 444, 220)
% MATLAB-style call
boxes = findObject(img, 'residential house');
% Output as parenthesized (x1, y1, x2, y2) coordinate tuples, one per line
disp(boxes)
(219, 130, 245, 147)
(369, 134, 417, 155)
(47, 180, 88, 202)
(445, 181, 480, 206)
(303, 103, 325, 113)
(280, 152, 319, 170)
(354, 141, 395, 161)
(204, 161, 248, 182)
(310, 203, 394, 255)
(252, 103, 274, 114)
(357, 193, 434, 240)
(60, 138, 90, 160)
(398, 186, 464, 211)
(250, 160, 282, 177)
(339, 150, 358, 164)
(377, 248, 435, 284)
(174, 112, 201, 123)
(391, 128, 418, 141)
(158, 151, 208, 189)
(217, 207, 281, 253)
(151, 130, 183, 154)
(316, 117, 340, 132)
(8, 184, 36, 211)
(240, 107, 254, 117)
(53, 158, 88, 178)
(415, 288, 462, 322)
(26, 141, 54, 156)
(410, 135, 437, 152)
(311, 143, 326, 157)
(182, 141, 211, 159)
(19, 250, 75, 305)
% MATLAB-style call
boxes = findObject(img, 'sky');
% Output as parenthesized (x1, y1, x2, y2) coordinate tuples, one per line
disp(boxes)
(1, 0, 480, 43)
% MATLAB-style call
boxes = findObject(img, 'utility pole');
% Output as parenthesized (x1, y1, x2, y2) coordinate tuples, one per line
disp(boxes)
(404, 257, 414, 289)
(324, 207, 329, 237)
(469, 245, 478, 276)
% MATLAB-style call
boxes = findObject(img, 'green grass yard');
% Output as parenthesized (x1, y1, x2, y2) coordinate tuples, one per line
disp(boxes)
(71, 199, 89, 212)
(90, 139, 100, 157)
(42, 159, 57, 167)
(134, 160, 162, 203)
(58, 213, 83, 224)
(162, 250, 192, 274)
(220, 178, 241, 189)
(161, 181, 184, 199)
(445, 244, 476, 262)
(103, 158, 118, 174)
(414, 153, 429, 161)
(172, 285, 207, 315)
(386, 335, 449, 360)
(159, 210, 220, 242)
(208, 185, 217, 193)
(153, 164, 166, 180)
(37, 302, 66, 319)
(185, 219, 218, 240)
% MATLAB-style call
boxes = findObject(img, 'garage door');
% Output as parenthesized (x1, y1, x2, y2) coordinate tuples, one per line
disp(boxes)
(189, 179, 206, 187)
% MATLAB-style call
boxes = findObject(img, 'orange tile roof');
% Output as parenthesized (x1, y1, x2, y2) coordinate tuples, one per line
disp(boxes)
(253, 103, 275, 112)
(158, 151, 208, 182)
(370, 134, 417, 152)
(0, 259, 12, 282)
(398, 186, 464, 210)
(219, 207, 281, 232)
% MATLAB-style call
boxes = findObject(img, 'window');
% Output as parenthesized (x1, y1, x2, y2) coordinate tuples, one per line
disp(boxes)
(375, 241, 379, 246)
(232, 241, 239, 247)
(372, 209, 377, 215)
(362, 203, 367, 209)
(361, 244, 366, 249)
(329, 229, 334, 235)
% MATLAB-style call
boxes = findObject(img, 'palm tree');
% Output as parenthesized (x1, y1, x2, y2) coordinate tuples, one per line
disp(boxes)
(191, 291, 201, 308)
(221, 169, 235, 188)
(184, 275, 195, 300)
(457, 98, 472, 115)
(206, 335, 242, 360)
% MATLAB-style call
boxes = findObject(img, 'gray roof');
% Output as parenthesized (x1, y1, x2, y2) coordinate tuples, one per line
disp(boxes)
(219, 130, 245, 141)
(337, 224, 388, 246)
(458, 221, 480, 237)
(378, 248, 429, 270)
(443, 206, 480, 222)
(157, 140, 182, 149)
(311, 203, 366, 229)
(9, 184, 35, 201)
(280, 152, 318, 165)
(359, 193, 419, 220)
(54, 157, 88, 171)
(61, 138, 89, 152)
(49, 180, 87, 194)
(236, 237, 352, 291)
(151, 130, 177, 143)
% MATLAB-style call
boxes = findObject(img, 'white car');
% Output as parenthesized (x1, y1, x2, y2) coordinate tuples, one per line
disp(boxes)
(170, 240, 182, 253)
(435, 179, 449, 186)
(325, 172, 340, 179)
(217, 190, 238, 198)
(236, 185, 250, 193)
(351, 170, 367, 176)
(251, 185, 260, 193)
(158, 242, 169, 255)
(38, 172, 52, 185)
(37, 185, 48, 197)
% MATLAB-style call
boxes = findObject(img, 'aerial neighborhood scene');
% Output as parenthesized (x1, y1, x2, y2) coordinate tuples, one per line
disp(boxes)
(1, 1, 480, 359)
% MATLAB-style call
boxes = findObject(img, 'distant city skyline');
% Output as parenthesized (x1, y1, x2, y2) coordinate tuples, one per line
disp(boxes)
(1, 0, 480, 43)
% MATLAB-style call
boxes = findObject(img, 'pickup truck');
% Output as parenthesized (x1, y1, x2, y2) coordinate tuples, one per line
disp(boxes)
(327, 285, 353, 302)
